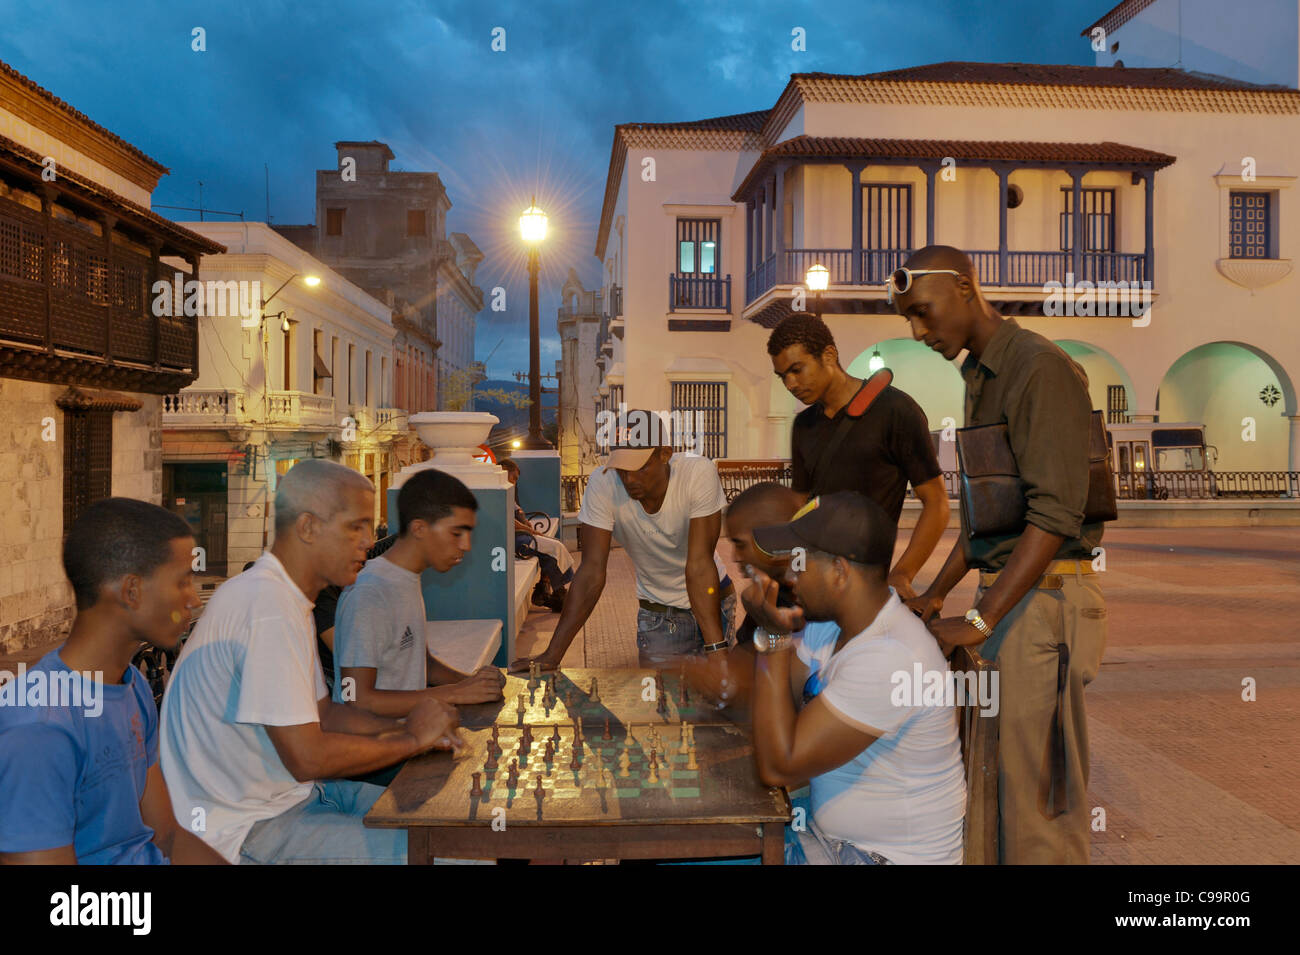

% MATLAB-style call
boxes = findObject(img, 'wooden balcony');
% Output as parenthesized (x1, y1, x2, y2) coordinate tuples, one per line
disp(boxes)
(0, 137, 223, 394)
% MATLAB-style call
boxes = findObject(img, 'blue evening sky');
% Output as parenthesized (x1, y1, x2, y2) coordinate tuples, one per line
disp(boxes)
(1, 0, 1108, 378)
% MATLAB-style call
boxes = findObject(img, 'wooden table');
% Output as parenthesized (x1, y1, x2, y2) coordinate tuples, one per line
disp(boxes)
(364, 667, 791, 864)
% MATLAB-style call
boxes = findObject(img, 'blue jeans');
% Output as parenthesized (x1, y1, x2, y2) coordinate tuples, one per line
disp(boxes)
(239, 780, 406, 865)
(635, 594, 736, 668)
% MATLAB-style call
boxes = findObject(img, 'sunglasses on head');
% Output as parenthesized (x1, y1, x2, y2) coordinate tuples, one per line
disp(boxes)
(886, 267, 963, 304)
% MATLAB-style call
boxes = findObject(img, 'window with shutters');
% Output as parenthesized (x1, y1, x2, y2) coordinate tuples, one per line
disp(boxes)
(670, 381, 727, 459)
(326, 208, 345, 236)
(63, 410, 113, 535)
(1229, 191, 1272, 259)
(1060, 188, 1115, 252)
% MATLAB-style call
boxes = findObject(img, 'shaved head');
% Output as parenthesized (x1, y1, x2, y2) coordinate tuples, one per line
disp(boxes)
(725, 482, 805, 531)
(274, 459, 373, 535)
(903, 244, 977, 280)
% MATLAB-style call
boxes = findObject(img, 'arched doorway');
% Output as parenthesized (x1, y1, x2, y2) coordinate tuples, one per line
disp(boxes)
(1157, 342, 1295, 470)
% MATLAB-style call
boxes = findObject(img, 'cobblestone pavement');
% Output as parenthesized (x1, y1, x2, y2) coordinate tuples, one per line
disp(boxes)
(552, 526, 1300, 864)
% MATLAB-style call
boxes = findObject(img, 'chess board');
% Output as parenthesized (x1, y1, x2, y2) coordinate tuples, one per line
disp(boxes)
(372, 722, 785, 826)
(458, 667, 737, 730)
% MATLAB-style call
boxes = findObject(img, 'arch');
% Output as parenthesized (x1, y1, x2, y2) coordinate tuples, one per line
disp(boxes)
(1054, 340, 1136, 418)
(845, 338, 964, 431)
(1157, 341, 1295, 470)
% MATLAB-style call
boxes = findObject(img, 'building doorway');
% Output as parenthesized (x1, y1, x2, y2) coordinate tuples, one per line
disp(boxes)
(163, 463, 229, 575)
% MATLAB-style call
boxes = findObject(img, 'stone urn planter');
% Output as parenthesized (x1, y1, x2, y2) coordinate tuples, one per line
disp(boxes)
(408, 411, 499, 468)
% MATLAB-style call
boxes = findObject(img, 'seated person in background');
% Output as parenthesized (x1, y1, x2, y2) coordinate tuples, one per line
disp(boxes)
(333, 467, 505, 717)
(161, 460, 463, 864)
(500, 458, 571, 613)
(747, 491, 966, 865)
(0, 499, 227, 864)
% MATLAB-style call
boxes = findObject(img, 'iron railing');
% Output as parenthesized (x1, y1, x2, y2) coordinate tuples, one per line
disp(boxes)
(669, 274, 731, 311)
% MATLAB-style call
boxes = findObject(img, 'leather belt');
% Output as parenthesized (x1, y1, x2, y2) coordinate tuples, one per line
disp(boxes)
(638, 599, 688, 613)
(979, 559, 1097, 591)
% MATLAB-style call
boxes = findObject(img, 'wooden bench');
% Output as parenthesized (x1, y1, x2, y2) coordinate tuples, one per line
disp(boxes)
(952, 645, 1000, 865)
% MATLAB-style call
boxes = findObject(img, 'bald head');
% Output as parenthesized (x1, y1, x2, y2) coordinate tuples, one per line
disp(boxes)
(903, 244, 977, 279)
(725, 482, 805, 531)
(275, 459, 373, 535)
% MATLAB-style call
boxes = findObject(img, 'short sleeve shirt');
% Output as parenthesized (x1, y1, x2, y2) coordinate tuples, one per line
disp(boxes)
(0, 650, 164, 864)
(578, 453, 726, 609)
(794, 594, 966, 865)
(333, 556, 429, 701)
(791, 384, 941, 523)
(159, 550, 326, 863)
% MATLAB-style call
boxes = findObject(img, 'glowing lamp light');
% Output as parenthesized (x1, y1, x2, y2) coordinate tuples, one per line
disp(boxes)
(302, 275, 321, 287)
(868, 347, 885, 373)
(805, 263, 830, 292)
(512, 439, 522, 449)
(519, 198, 548, 245)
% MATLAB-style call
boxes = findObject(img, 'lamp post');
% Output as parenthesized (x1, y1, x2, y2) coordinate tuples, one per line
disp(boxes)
(805, 263, 829, 319)
(519, 198, 551, 449)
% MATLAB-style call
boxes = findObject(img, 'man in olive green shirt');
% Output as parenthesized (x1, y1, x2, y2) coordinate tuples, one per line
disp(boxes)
(894, 245, 1107, 865)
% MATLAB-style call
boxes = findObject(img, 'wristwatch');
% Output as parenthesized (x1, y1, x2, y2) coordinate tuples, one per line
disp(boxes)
(752, 626, 794, 654)
(964, 609, 993, 637)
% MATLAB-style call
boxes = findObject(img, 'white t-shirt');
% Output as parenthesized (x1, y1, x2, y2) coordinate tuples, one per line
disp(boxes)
(578, 453, 726, 609)
(159, 551, 326, 863)
(796, 592, 967, 865)
(333, 555, 428, 702)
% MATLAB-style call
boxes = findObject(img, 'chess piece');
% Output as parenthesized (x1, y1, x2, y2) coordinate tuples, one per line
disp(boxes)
(508, 760, 519, 787)
(687, 743, 698, 770)
(647, 753, 659, 784)
(570, 747, 581, 771)
(618, 750, 631, 778)
(516, 693, 527, 722)
(679, 723, 690, 754)
(470, 772, 483, 797)
(544, 739, 554, 761)
(550, 724, 561, 745)
(623, 723, 634, 748)
(491, 725, 500, 745)
(485, 750, 498, 773)
(589, 677, 600, 703)
(602, 718, 612, 740)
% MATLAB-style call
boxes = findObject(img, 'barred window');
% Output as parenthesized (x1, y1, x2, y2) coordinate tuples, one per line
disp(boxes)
(1229, 192, 1271, 259)
(670, 381, 727, 459)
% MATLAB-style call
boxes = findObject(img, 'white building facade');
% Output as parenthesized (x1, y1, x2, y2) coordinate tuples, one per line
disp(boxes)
(592, 51, 1300, 483)
(161, 222, 406, 572)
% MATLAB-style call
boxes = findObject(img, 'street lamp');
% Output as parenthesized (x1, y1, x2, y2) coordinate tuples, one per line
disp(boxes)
(519, 197, 551, 449)
(868, 346, 885, 373)
(259, 272, 322, 331)
(805, 263, 829, 319)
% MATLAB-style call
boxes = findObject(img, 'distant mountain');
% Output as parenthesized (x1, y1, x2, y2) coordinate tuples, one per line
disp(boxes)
(474, 378, 557, 447)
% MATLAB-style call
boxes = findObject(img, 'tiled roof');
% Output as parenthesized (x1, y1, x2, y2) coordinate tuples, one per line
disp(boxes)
(1081, 0, 1159, 38)
(0, 59, 167, 173)
(803, 61, 1296, 93)
(733, 136, 1176, 200)
(0, 133, 224, 254)
(617, 109, 771, 133)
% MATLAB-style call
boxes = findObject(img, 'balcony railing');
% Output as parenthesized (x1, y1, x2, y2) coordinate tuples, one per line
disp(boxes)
(164, 388, 336, 430)
(669, 274, 732, 312)
(746, 248, 1149, 303)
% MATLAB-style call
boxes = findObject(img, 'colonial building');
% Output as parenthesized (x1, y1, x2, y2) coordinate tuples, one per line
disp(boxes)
(275, 141, 486, 454)
(592, 38, 1300, 480)
(556, 268, 603, 485)
(0, 59, 222, 653)
(160, 222, 405, 573)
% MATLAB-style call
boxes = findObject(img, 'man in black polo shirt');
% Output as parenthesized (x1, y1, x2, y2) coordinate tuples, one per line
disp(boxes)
(767, 313, 950, 599)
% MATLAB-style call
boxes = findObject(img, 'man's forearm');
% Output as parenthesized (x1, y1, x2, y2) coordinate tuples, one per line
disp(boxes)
(892, 493, 949, 583)
(321, 697, 406, 735)
(686, 560, 724, 646)
(540, 567, 604, 661)
(308, 727, 426, 780)
(975, 523, 1064, 628)
(752, 648, 797, 781)
(925, 540, 969, 599)
(427, 656, 468, 685)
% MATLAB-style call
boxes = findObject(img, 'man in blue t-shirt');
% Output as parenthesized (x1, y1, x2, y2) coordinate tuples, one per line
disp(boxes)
(0, 498, 227, 864)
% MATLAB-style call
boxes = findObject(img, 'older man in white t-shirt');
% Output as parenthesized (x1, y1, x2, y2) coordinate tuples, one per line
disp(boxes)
(510, 409, 730, 671)
(160, 460, 462, 864)
(747, 490, 967, 865)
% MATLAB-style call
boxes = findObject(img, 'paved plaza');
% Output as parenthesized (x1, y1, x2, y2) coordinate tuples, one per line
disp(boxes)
(519, 525, 1300, 864)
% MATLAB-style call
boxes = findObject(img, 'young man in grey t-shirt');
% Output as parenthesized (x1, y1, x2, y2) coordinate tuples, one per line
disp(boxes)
(333, 469, 505, 716)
